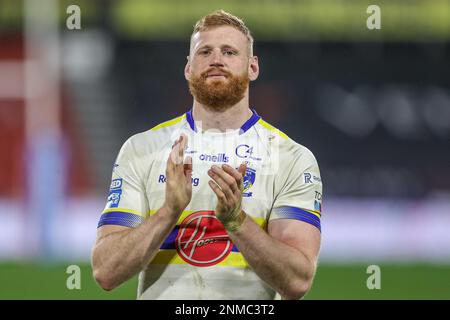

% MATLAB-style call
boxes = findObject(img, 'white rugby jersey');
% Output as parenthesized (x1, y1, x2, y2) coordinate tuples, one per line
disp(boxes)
(98, 109, 323, 300)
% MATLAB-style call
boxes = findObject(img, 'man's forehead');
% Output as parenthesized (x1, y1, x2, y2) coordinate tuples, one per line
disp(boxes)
(191, 26, 247, 50)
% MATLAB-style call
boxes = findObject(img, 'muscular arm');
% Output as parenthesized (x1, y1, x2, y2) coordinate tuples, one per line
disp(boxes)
(91, 206, 179, 291)
(228, 217, 320, 300)
(208, 163, 321, 300)
(92, 134, 192, 291)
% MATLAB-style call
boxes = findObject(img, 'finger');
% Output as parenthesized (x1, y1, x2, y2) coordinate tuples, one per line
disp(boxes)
(169, 137, 182, 167)
(208, 168, 235, 200)
(179, 134, 188, 159)
(173, 134, 188, 167)
(184, 155, 192, 173)
(166, 153, 174, 176)
(222, 164, 243, 184)
(171, 136, 181, 149)
(208, 180, 227, 203)
(184, 156, 193, 182)
(238, 162, 247, 178)
(235, 163, 247, 191)
(166, 146, 178, 175)
(211, 165, 238, 193)
(238, 162, 247, 182)
(173, 139, 185, 166)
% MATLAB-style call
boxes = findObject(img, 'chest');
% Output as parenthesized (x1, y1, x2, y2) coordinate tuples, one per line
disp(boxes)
(144, 140, 276, 220)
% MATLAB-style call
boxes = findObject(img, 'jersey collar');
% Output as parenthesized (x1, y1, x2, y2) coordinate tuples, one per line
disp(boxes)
(185, 108, 261, 135)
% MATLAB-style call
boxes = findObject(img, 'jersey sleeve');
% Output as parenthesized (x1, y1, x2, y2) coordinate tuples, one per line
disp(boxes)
(97, 138, 148, 228)
(269, 146, 323, 231)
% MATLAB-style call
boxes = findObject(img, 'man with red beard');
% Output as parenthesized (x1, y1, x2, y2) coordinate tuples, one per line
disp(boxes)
(92, 10, 322, 300)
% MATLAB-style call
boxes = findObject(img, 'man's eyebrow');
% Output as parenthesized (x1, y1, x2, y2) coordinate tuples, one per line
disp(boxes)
(221, 45, 239, 51)
(196, 45, 212, 51)
(196, 44, 240, 51)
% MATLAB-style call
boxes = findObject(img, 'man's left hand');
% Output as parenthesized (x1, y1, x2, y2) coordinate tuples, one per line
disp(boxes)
(208, 163, 247, 232)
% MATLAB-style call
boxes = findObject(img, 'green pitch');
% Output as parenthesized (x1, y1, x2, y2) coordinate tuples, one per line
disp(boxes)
(0, 262, 448, 299)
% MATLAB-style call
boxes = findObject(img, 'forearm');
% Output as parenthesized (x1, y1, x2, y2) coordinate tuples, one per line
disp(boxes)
(92, 206, 178, 290)
(228, 214, 316, 300)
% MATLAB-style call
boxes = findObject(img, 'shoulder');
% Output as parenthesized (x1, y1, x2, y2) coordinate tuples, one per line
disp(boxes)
(149, 113, 186, 132)
(122, 113, 187, 157)
(255, 118, 318, 166)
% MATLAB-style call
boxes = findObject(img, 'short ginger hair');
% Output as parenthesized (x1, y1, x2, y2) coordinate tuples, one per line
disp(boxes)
(190, 10, 254, 56)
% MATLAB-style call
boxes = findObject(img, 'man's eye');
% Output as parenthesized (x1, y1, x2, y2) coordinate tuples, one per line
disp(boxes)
(224, 51, 235, 56)
(199, 50, 210, 55)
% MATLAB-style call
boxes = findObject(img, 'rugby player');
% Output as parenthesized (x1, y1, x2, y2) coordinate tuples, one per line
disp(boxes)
(92, 10, 322, 300)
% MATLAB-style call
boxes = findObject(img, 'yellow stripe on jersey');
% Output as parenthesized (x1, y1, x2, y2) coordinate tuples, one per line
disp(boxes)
(147, 210, 267, 268)
(151, 250, 249, 268)
(147, 209, 194, 222)
(148, 209, 266, 227)
(305, 209, 321, 219)
(102, 207, 145, 217)
(257, 119, 289, 140)
(150, 114, 186, 131)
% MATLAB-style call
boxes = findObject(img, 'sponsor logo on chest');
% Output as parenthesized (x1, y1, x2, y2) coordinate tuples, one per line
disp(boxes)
(198, 153, 229, 163)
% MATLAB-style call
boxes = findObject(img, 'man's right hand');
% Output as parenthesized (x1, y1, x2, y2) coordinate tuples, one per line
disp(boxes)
(163, 133, 193, 216)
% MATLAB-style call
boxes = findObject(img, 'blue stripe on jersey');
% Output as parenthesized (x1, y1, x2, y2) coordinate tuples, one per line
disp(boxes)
(272, 206, 321, 231)
(160, 226, 179, 249)
(186, 109, 197, 132)
(240, 109, 261, 134)
(161, 226, 240, 252)
(97, 211, 144, 228)
(185, 108, 261, 135)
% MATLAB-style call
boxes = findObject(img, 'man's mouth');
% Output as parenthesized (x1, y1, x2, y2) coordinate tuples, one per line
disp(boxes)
(207, 74, 227, 79)
(205, 70, 228, 79)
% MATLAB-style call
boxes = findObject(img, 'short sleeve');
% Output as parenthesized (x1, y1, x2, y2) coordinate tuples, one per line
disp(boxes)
(97, 138, 148, 228)
(269, 146, 323, 231)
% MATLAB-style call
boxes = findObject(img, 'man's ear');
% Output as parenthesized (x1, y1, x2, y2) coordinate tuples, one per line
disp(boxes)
(248, 56, 259, 81)
(184, 56, 191, 81)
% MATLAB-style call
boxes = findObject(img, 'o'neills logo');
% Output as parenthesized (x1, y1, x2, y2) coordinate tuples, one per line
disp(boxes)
(199, 153, 229, 163)
(175, 211, 232, 267)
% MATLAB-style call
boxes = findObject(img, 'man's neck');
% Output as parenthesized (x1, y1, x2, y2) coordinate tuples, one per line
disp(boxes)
(192, 99, 253, 132)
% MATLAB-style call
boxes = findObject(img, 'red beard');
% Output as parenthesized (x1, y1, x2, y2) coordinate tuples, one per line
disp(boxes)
(188, 68, 250, 112)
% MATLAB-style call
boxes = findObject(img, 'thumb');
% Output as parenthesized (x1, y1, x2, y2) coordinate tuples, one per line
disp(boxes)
(238, 162, 247, 184)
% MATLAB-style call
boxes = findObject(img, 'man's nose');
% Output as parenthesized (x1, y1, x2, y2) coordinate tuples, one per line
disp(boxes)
(209, 49, 224, 67)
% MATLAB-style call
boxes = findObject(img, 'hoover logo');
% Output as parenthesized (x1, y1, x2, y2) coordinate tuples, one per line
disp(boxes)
(175, 211, 233, 267)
